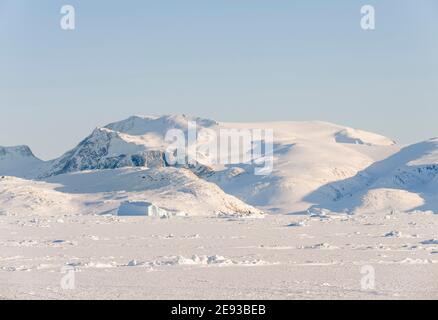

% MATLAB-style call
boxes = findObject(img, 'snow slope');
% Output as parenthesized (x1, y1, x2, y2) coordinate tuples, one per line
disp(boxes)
(309, 138, 438, 214)
(334, 128, 395, 146)
(208, 121, 400, 213)
(0, 176, 78, 216)
(38, 115, 218, 178)
(0, 167, 263, 217)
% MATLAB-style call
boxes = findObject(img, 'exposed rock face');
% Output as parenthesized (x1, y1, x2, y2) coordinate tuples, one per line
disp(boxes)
(39, 117, 216, 178)
(43, 127, 170, 177)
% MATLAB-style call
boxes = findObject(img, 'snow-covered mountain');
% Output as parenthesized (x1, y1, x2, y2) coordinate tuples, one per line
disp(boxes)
(1, 114, 438, 216)
(308, 138, 438, 214)
(0, 145, 45, 178)
(207, 120, 399, 213)
(38, 115, 218, 178)
(0, 115, 265, 217)
(41, 127, 168, 177)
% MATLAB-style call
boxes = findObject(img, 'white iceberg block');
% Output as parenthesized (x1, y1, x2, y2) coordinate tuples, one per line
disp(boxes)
(117, 201, 171, 217)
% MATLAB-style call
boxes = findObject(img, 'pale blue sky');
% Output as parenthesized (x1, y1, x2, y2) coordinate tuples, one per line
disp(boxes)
(1, 0, 437, 159)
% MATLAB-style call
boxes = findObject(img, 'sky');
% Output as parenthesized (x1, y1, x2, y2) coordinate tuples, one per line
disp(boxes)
(1, 0, 437, 159)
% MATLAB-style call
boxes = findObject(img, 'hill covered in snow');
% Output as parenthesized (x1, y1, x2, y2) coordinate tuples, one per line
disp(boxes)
(0, 167, 263, 217)
(207, 120, 399, 213)
(0, 146, 45, 179)
(307, 138, 438, 214)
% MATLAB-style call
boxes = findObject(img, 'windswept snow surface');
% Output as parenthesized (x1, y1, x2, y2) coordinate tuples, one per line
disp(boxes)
(1, 115, 438, 299)
(0, 212, 437, 299)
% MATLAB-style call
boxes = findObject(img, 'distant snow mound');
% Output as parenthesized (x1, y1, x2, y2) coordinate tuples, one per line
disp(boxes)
(0, 146, 44, 178)
(150, 255, 272, 267)
(335, 128, 395, 146)
(0, 176, 78, 216)
(354, 189, 425, 214)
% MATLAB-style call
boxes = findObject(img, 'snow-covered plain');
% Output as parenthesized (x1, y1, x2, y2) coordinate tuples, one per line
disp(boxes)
(1, 213, 437, 299)
(1, 115, 437, 299)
